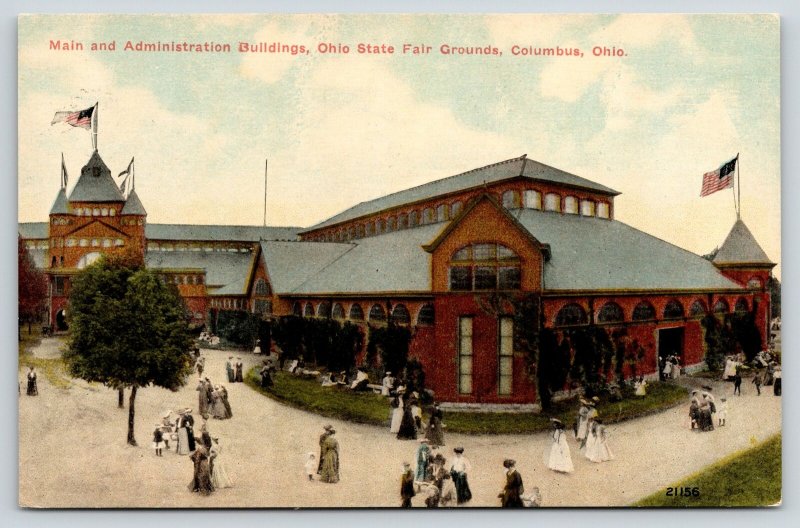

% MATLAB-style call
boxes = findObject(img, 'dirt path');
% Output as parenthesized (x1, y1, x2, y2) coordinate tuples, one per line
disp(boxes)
(18, 339, 782, 508)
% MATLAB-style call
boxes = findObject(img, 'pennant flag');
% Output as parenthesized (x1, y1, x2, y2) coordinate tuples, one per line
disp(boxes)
(700, 155, 737, 197)
(51, 104, 95, 129)
(118, 157, 134, 178)
(61, 153, 68, 189)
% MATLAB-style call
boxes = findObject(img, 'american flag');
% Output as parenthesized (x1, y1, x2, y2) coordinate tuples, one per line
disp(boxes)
(51, 104, 95, 129)
(700, 156, 737, 197)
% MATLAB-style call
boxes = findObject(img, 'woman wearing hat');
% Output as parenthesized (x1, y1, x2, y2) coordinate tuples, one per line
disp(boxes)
(390, 389, 404, 434)
(400, 462, 416, 507)
(448, 447, 472, 504)
(585, 419, 614, 463)
(547, 419, 574, 473)
(397, 392, 418, 440)
(499, 459, 524, 507)
(319, 426, 340, 484)
(425, 403, 445, 448)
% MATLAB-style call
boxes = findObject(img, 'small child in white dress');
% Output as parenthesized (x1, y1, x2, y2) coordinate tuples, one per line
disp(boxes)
(305, 452, 316, 481)
(717, 398, 728, 426)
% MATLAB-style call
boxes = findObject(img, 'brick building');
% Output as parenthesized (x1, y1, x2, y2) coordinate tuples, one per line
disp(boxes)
(20, 151, 775, 405)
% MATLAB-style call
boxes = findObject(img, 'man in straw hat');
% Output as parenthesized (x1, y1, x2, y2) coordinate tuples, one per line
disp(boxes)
(499, 459, 524, 507)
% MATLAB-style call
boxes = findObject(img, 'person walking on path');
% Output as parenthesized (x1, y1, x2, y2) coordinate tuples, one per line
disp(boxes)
(425, 403, 445, 447)
(235, 358, 244, 383)
(415, 439, 431, 481)
(152, 424, 165, 457)
(733, 370, 742, 396)
(225, 357, 235, 383)
(499, 459, 524, 508)
(717, 398, 728, 427)
(449, 447, 472, 505)
(400, 462, 416, 507)
(547, 419, 574, 473)
(390, 391, 404, 434)
(585, 419, 614, 463)
(773, 366, 782, 396)
(397, 394, 418, 440)
(753, 370, 763, 396)
(319, 426, 340, 484)
(25, 366, 38, 396)
(259, 361, 273, 389)
(304, 453, 316, 481)
(317, 425, 332, 474)
(575, 398, 590, 443)
(210, 438, 233, 489)
(188, 444, 214, 496)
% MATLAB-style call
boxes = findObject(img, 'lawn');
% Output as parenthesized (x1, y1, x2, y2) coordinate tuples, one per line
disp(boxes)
(18, 327, 72, 390)
(634, 434, 782, 507)
(247, 369, 689, 435)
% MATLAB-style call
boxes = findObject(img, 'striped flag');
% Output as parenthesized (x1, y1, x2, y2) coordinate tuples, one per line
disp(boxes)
(51, 104, 95, 129)
(700, 156, 737, 197)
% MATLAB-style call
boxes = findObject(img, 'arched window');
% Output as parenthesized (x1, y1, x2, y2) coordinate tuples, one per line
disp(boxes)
(292, 302, 302, 316)
(555, 303, 588, 327)
(580, 200, 596, 216)
(564, 196, 578, 214)
(397, 214, 408, 230)
(689, 299, 707, 317)
(349, 303, 364, 321)
(332, 303, 345, 319)
(375, 219, 385, 235)
(255, 279, 270, 296)
(747, 277, 763, 289)
(597, 302, 624, 324)
(451, 201, 463, 216)
(101, 207, 108, 216)
(317, 301, 331, 318)
(386, 217, 396, 231)
(735, 297, 749, 313)
(369, 304, 386, 323)
(365, 223, 374, 236)
(544, 193, 561, 212)
(524, 190, 542, 210)
(303, 303, 315, 317)
(109, 208, 116, 217)
(632, 301, 656, 321)
(417, 304, 435, 326)
(355, 224, 365, 238)
(436, 204, 449, 222)
(408, 210, 419, 227)
(663, 300, 684, 319)
(391, 304, 411, 325)
(502, 190, 521, 209)
(597, 203, 610, 219)
(713, 299, 729, 314)
(422, 207, 435, 224)
(449, 243, 520, 291)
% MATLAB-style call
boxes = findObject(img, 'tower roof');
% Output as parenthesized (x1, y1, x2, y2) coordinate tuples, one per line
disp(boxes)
(713, 219, 774, 266)
(121, 189, 147, 215)
(68, 151, 125, 203)
(49, 188, 68, 214)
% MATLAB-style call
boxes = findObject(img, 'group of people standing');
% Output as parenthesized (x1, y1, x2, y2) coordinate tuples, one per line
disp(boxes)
(660, 354, 682, 380)
(402, 443, 472, 507)
(546, 396, 614, 474)
(196, 376, 233, 421)
(224, 356, 244, 384)
(689, 387, 717, 431)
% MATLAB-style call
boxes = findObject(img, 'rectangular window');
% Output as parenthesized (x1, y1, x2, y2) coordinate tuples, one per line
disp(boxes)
(474, 266, 497, 290)
(54, 276, 66, 296)
(498, 266, 521, 290)
(450, 266, 472, 291)
(458, 317, 473, 394)
(498, 317, 514, 395)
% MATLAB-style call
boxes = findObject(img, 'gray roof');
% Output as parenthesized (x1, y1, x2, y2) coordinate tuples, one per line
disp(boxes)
(511, 209, 744, 292)
(49, 189, 68, 215)
(144, 250, 256, 295)
(260, 241, 355, 294)
(288, 223, 444, 294)
(713, 219, 773, 265)
(18, 222, 48, 239)
(68, 151, 125, 203)
(121, 190, 147, 215)
(305, 155, 619, 232)
(145, 224, 301, 242)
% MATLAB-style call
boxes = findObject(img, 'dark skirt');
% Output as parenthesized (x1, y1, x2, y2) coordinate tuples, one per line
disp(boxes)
(774, 378, 782, 396)
(426, 417, 444, 446)
(26, 378, 38, 396)
(397, 409, 418, 440)
(450, 470, 472, 504)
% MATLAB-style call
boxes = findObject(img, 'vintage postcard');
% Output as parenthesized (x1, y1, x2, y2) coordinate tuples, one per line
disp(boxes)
(17, 14, 780, 508)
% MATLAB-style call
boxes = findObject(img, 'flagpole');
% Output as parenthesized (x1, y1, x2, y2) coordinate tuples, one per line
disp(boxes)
(263, 159, 268, 227)
(92, 102, 98, 151)
(736, 153, 741, 220)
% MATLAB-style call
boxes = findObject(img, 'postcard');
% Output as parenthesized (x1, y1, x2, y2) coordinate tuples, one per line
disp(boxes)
(17, 13, 780, 508)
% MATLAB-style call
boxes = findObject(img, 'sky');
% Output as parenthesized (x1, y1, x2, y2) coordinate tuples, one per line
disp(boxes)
(17, 14, 781, 277)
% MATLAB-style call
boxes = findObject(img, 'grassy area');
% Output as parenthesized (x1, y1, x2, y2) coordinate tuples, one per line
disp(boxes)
(18, 327, 72, 390)
(246, 369, 688, 435)
(634, 434, 782, 507)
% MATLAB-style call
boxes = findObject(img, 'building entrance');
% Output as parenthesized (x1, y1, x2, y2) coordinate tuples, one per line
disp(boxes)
(658, 327, 684, 380)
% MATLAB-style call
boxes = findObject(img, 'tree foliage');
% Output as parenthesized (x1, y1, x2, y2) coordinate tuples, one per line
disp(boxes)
(768, 276, 781, 318)
(64, 255, 194, 445)
(271, 316, 363, 372)
(18, 236, 47, 334)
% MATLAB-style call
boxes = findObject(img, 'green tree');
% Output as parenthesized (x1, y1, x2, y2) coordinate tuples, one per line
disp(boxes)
(18, 236, 47, 337)
(768, 276, 781, 318)
(64, 256, 194, 446)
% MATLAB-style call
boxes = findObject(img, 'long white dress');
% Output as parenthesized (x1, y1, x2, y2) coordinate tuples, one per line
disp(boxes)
(547, 429, 574, 473)
(210, 444, 233, 489)
(576, 405, 590, 440)
(390, 396, 404, 433)
(585, 425, 614, 463)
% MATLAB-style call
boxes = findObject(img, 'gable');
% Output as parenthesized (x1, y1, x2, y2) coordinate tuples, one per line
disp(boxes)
(64, 219, 130, 239)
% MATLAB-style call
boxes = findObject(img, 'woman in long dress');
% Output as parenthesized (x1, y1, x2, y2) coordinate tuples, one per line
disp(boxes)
(235, 359, 244, 382)
(390, 393, 405, 434)
(211, 386, 227, 419)
(188, 445, 214, 495)
(26, 367, 38, 396)
(585, 420, 614, 463)
(449, 447, 472, 504)
(575, 399, 590, 441)
(773, 366, 782, 396)
(416, 439, 431, 481)
(220, 385, 233, 418)
(397, 398, 418, 440)
(425, 404, 445, 447)
(319, 429, 340, 483)
(210, 439, 233, 489)
(547, 419, 574, 473)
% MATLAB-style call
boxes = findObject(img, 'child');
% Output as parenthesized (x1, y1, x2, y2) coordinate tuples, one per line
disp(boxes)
(305, 452, 316, 481)
(717, 398, 728, 426)
(152, 424, 165, 456)
(753, 371, 763, 396)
